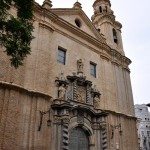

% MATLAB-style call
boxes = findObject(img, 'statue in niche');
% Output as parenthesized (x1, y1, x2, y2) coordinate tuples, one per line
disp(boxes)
(59, 72, 66, 81)
(77, 59, 83, 74)
(58, 84, 66, 100)
(93, 95, 100, 109)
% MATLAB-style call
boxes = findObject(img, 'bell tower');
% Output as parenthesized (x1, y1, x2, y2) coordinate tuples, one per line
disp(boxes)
(91, 0, 124, 55)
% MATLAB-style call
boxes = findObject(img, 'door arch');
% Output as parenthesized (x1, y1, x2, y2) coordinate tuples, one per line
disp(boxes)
(69, 127, 89, 150)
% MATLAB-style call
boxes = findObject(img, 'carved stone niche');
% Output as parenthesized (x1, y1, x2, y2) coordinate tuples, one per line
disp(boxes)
(55, 76, 69, 100)
(77, 109, 84, 126)
(51, 102, 73, 123)
(91, 85, 101, 98)
(91, 87, 101, 110)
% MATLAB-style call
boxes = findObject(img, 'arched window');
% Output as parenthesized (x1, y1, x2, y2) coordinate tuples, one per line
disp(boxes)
(112, 28, 118, 43)
(99, 6, 102, 13)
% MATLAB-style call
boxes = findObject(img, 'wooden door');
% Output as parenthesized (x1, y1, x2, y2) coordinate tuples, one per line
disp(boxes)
(69, 127, 89, 150)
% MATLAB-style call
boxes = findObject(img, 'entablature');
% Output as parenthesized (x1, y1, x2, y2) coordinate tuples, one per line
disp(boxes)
(100, 48, 131, 70)
(0, 81, 51, 99)
(92, 14, 122, 29)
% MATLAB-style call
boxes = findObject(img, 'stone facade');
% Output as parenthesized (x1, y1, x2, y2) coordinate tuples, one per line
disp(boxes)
(135, 104, 150, 150)
(0, 0, 138, 149)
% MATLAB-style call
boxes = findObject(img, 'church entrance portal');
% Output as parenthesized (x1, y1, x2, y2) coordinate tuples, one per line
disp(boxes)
(69, 127, 89, 150)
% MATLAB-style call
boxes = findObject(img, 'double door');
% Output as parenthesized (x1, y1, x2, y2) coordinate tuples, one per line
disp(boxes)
(69, 127, 89, 150)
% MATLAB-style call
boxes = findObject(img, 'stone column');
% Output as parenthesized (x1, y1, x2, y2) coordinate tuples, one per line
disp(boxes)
(62, 117, 70, 150)
(52, 116, 62, 150)
(86, 84, 91, 105)
(101, 127, 108, 150)
(73, 80, 77, 101)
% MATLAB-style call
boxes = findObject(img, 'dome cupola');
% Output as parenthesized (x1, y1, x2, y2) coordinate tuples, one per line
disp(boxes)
(92, 0, 125, 55)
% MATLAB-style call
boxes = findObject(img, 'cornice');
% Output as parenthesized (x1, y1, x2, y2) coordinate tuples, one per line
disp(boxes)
(92, 13, 115, 22)
(39, 9, 110, 52)
(54, 26, 131, 70)
(39, 22, 55, 32)
(33, 2, 58, 22)
(111, 49, 131, 70)
(0, 81, 51, 99)
(49, 8, 106, 43)
(122, 55, 132, 66)
(93, 13, 122, 29)
(50, 8, 80, 15)
(56, 19, 106, 47)
(54, 27, 104, 55)
(104, 109, 137, 120)
(33, 1, 131, 69)
(99, 49, 131, 71)
(100, 53, 111, 62)
(122, 67, 130, 73)
(111, 61, 120, 67)
(51, 8, 102, 38)
(33, 2, 107, 44)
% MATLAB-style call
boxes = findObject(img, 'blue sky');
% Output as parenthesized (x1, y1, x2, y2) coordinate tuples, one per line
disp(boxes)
(36, 0, 150, 106)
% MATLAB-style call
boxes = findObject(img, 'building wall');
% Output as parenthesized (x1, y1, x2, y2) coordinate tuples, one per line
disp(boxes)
(0, 2, 138, 150)
(135, 104, 150, 150)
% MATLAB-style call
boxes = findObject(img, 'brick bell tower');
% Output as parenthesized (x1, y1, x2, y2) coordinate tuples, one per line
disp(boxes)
(91, 0, 125, 55)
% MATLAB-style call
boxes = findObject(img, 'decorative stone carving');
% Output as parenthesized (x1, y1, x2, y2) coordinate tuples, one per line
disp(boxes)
(92, 123, 101, 130)
(100, 122, 107, 128)
(62, 123, 69, 150)
(59, 72, 66, 81)
(91, 85, 101, 108)
(56, 74, 102, 107)
(93, 95, 100, 109)
(62, 117, 70, 124)
(55, 72, 68, 86)
(86, 83, 92, 105)
(77, 110, 84, 125)
(66, 83, 72, 100)
(77, 59, 84, 74)
(76, 85, 86, 102)
(58, 84, 66, 100)
(73, 1, 82, 9)
(101, 127, 108, 149)
(55, 73, 69, 100)
(42, 0, 53, 9)
(53, 116, 62, 124)
(73, 80, 77, 100)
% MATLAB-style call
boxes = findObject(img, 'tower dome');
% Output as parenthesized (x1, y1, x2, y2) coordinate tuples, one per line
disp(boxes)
(92, 0, 125, 55)
(92, 0, 112, 15)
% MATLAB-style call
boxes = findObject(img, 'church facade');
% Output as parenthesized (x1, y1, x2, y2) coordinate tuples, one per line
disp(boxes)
(0, 0, 138, 150)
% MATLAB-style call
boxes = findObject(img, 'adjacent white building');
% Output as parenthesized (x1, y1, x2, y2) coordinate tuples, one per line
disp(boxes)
(135, 104, 150, 150)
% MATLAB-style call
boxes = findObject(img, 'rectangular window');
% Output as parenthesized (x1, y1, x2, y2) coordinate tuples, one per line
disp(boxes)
(90, 62, 96, 77)
(57, 47, 66, 65)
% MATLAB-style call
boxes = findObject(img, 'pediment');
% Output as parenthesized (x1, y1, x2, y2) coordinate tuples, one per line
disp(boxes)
(50, 8, 105, 42)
